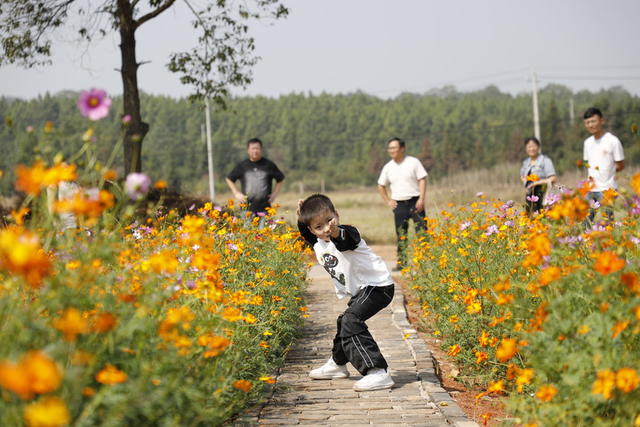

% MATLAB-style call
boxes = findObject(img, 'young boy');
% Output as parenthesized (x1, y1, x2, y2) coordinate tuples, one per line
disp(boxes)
(297, 194, 395, 391)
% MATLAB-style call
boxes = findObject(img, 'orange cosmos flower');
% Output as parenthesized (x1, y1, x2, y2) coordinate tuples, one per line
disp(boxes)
(536, 384, 558, 402)
(592, 369, 616, 399)
(0, 351, 62, 399)
(523, 233, 551, 267)
(92, 312, 117, 333)
(475, 351, 488, 364)
(0, 225, 52, 288)
(621, 273, 640, 294)
(102, 169, 118, 181)
(478, 330, 491, 347)
(15, 161, 77, 196)
(24, 396, 70, 427)
(528, 303, 548, 332)
(222, 306, 244, 322)
(447, 344, 461, 357)
(526, 174, 539, 182)
(546, 196, 589, 223)
(496, 338, 518, 362)
(611, 320, 629, 339)
(616, 368, 639, 393)
(233, 379, 252, 392)
(630, 173, 640, 195)
(96, 364, 128, 385)
(594, 252, 625, 275)
(10, 207, 29, 225)
(52, 308, 90, 341)
(154, 180, 168, 189)
(539, 266, 561, 286)
(197, 334, 231, 358)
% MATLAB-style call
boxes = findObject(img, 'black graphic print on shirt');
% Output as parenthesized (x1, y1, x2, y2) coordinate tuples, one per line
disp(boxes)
(321, 253, 345, 286)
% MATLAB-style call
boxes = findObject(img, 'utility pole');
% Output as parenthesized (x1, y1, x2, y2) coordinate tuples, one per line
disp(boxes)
(204, 98, 215, 202)
(531, 69, 541, 141)
(569, 98, 575, 127)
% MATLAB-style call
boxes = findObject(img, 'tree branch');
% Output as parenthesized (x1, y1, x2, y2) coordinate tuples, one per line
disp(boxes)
(134, 0, 176, 28)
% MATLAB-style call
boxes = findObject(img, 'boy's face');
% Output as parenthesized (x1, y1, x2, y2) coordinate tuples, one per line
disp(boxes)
(584, 115, 604, 136)
(308, 210, 339, 242)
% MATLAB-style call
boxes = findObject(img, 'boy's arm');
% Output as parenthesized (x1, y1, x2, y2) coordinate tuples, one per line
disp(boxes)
(331, 225, 361, 251)
(297, 221, 317, 246)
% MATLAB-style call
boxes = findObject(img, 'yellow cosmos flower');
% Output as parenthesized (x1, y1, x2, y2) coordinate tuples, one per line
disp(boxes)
(0, 226, 52, 288)
(24, 396, 70, 427)
(616, 368, 639, 393)
(592, 369, 616, 399)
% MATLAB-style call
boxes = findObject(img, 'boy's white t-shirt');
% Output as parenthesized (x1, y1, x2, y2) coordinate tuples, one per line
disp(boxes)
(583, 132, 624, 191)
(299, 224, 392, 299)
(377, 156, 427, 201)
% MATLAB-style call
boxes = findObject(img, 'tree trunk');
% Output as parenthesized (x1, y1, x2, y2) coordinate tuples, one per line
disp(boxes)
(117, 0, 148, 175)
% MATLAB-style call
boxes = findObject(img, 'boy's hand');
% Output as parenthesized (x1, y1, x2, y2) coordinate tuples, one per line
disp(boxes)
(329, 217, 339, 238)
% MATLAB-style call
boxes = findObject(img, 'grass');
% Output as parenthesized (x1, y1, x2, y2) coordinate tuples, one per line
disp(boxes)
(213, 162, 632, 245)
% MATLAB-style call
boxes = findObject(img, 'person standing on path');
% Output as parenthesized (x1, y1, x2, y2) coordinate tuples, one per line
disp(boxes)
(520, 137, 557, 215)
(225, 138, 285, 215)
(377, 137, 428, 270)
(297, 194, 395, 392)
(582, 107, 625, 223)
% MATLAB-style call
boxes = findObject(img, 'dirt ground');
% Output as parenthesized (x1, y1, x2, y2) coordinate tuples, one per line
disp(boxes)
(371, 245, 506, 427)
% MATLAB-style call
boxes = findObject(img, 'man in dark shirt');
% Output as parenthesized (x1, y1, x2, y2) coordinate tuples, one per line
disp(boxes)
(225, 138, 285, 214)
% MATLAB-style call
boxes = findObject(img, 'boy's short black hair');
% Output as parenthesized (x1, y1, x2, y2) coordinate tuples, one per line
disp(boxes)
(247, 138, 263, 147)
(299, 194, 337, 226)
(583, 107, 603, 120)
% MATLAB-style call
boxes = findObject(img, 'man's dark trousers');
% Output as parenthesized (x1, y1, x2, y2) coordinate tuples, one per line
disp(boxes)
(393, 196, 426, 267)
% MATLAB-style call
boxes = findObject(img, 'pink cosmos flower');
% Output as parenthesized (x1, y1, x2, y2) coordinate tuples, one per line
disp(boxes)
(77, 89, 112, 121)
(124, 173, 151, 200)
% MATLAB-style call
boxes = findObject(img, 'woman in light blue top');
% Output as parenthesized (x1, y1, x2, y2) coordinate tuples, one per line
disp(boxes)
(520, 137, 557, 214)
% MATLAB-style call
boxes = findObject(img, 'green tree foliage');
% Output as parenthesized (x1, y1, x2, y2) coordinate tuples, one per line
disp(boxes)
(0, 0, 288, 175)
(1, 85, 638, 197)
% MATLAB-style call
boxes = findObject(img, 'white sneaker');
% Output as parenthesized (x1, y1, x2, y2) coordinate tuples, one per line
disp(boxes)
(309, 358, 350, 379)
(353, 368, 394, 391)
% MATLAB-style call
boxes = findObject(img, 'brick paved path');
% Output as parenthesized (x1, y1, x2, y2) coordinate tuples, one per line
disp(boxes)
(242, 260, 478, 426)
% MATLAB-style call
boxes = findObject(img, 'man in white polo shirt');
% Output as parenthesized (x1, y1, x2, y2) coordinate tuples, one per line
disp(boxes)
(377, 137, 428, 270)
(582, 107, 625, 223)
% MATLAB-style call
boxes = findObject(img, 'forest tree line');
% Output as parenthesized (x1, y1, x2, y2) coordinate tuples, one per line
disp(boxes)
(1, 84, 638, 196)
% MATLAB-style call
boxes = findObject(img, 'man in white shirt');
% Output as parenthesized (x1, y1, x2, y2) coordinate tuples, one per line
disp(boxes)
(582, 107, 625, 223)
(377, 137, 428, 270)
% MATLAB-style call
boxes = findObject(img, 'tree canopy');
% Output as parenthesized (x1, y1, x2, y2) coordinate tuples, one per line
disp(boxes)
(1, 85, 638, 198)
(0, 0, 288, 174)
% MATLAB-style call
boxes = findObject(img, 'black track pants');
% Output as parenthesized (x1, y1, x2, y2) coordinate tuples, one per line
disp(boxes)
(331, 284, 394, 375)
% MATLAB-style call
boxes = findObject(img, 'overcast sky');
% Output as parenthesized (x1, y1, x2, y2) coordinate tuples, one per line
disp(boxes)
(2, 0, 639, 100)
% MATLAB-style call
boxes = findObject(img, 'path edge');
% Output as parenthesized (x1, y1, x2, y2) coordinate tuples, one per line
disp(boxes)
(390, 286, 480, 427)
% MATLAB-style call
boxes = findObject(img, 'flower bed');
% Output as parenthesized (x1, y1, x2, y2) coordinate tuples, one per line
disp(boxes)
(408, 178, 640, 426)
